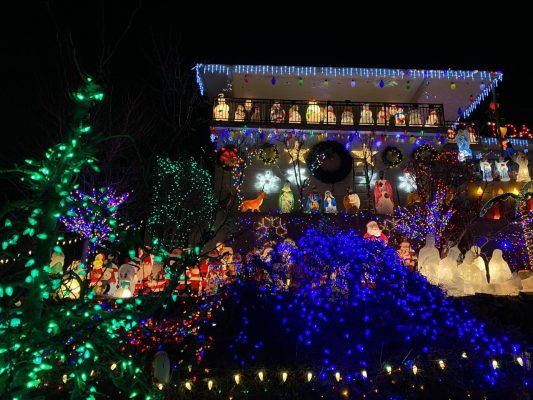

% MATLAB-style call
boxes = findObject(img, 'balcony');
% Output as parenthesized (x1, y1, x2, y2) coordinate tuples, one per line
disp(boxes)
(212, 98, 446, 132)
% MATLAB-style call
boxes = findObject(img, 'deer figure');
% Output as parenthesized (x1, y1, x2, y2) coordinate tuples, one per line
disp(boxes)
(240, 191, 267, 212)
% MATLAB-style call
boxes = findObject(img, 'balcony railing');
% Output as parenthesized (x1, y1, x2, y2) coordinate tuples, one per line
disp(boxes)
(212, 98, 446, 130)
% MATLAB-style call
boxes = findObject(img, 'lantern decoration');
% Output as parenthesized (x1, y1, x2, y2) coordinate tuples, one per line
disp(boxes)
(450, 82, 456, 90)
(271, 76, 276, 85)
(351, 79, 356, 88)
(244, 74, 249, 83)
(381, 146, 403, 168)
(217, 144, 244, 170)
(298, 76, 303, 86)
(324, 79, 329, 88)
(379, 79, 385, 88)
(258, 143, 280, 165)
(406, 80, 411, 89)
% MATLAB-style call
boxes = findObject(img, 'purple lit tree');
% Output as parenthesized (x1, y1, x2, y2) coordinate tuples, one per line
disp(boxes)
(393, 189, 454, 250)
(60, 187, 129, 261)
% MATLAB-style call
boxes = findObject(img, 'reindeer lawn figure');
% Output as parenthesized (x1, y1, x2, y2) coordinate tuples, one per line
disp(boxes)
(240, 191, 267, 212)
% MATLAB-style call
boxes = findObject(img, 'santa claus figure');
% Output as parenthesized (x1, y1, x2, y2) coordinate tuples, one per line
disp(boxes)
(374, 170, 394, 215)
(341, 106, 354, 125)
(270, 102, 285, 123)
(325, 105, 336, 124)
(363, 221, 388, 245)
(213, 93, 229, 121)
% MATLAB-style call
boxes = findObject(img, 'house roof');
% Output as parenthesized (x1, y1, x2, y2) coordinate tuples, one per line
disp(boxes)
(195, 64, 503, 122)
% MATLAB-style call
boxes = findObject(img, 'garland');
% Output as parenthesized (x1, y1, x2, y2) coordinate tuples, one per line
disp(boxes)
(381, 146, 403, 168)
(306, 141, 352, 183)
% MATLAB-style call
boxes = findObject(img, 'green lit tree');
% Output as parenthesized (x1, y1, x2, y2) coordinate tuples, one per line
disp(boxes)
(0, 78, 154, 399)
(147, 157, 217, 249)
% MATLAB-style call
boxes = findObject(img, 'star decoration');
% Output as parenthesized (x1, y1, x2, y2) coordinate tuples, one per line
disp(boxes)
(285, 141, 309, 164)
(256, 216, 288, 240)
(351, 144, 378, 166)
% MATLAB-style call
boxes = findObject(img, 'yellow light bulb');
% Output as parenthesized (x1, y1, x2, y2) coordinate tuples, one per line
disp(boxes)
(258, 371, 264, 382)
(412, 365, 418, 375)
(307, 372, 313, 382)
(208, 380, 213, 390)
(282, 371, 288, 382)
(185, 381, 192, 391)
(335, 371, 341, 382)
(492, 360, 498, 370)
(110, 363, 117, 371)
(361, 370, 367, 379)
(234, 374, 240, 384)
(516, 357, 524, 367)
(438, 360, 445, 369)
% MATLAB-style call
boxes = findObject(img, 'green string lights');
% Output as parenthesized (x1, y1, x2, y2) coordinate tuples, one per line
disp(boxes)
(148, 157, 217, 250)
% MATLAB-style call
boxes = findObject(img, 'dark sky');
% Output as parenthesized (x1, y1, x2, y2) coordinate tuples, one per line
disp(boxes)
(1, 2, 531, 165)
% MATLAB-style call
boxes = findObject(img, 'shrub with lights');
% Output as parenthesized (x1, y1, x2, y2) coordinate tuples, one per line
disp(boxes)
(197, 225, 531, 399)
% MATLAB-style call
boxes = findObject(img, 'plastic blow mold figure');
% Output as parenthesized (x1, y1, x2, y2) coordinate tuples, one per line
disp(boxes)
(278, 181, 294, 214)
(323, 190, 337, 214)
(213, 93, 229, 121)
(495, 156, 510, 181)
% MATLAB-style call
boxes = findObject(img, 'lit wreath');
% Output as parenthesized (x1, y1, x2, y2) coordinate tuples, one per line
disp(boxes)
(217, 144, 244, 170)
(381, 146, 403, 168)
(413, 144, 438, 164)
(258, 143, 279, 165)
(306, 141, 352, 184)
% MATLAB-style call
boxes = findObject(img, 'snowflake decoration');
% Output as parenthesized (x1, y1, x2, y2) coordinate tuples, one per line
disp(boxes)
(285, 166, 309, 186)
(255, 170, 281, 193)
(256, 216, 288, 241)
(398, 172, 417, 192)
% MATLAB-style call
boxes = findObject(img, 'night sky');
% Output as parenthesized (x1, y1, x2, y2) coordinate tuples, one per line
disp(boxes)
(2, 2, 532, 166)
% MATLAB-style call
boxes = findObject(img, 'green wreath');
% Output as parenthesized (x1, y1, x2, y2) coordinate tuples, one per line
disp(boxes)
(306, 141, 352, 183)
(381, 146, 403, 168)
(413, 144, 438, 164)
(258, 143, 279, 165)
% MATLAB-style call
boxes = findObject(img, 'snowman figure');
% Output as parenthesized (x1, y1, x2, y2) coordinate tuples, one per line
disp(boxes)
(480, 158, 493, 182)
(115, 258, 140, 298)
